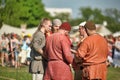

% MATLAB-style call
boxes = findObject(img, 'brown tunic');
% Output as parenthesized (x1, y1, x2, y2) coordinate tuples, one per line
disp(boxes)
(77, 34, 108, 80)
(29, 31, 45, 74)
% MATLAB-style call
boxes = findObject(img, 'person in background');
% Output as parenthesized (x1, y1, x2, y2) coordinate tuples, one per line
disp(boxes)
(113, 35, 120, 68)
(104, 35, 114, 67)
(18, 36, 29, 65)
(52, 19, 62, 33)
(29, 18, 52, 80)
(11, 34, 20, 68)
(26, 43, 31, 66)
(26, 36, 32, 66)
(45, 18, 62, 38)
(44, 22, 73, 80)
(74, 21, 108, 80)
(73, 21, 88, 80)
(0, 34, 9, 67)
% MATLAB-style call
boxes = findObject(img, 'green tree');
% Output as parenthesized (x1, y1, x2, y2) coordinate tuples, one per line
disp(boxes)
(79, 7, 93, 20)
(104, 9, 120, 33)
(92, 8, 105, 24)
(54, 12, 71, 22)
(104, 9, 120, 23)
(0, 0, 50, 28)
(79, 7, 105, 24)
(69, 18, 84, 26)
(78, 7, 120, 33)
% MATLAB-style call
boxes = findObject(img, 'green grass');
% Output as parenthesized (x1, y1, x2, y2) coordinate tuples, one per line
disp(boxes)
(0, 66, 32, 80)
(0, 66, 120, 80)
(107, 67, 120, 80)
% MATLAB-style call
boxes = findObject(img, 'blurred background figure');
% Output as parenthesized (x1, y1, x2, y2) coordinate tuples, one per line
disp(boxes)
(113, 36, 120, 68)
(73, 21, 88, 80)
(45, 18, 62, 38)
(18, 36, 29, 66)
(26, 36, 32, 66)
(51, 19, 62, 33)
(0, 34, 9, 67)
(11, 34, 20, 68)
(105, 35, 115, 67)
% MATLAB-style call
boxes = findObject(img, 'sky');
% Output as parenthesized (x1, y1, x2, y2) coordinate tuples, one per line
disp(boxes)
(42, 0, 120, 18)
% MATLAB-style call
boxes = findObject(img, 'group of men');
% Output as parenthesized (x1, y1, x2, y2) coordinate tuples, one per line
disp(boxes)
(29, 18, 108, 80)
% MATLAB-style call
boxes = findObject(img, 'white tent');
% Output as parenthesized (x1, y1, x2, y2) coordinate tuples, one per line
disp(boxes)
(0, 24, 37, 36)
(26, 27, 37, 35)
(96, 24, 112, 36)
(70, 24, 112, 38)
(0, 24, 21, 35)
(113, 31, 120, 37)
(0, 23, 112, 37)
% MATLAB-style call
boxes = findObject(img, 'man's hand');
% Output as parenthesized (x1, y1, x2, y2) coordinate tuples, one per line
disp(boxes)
(71, 49, 77, 54)
(38, 49, 43, 55)
(38, 49, 48, 60)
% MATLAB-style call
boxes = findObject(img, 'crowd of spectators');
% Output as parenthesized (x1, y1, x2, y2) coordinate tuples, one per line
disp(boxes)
(0, 32, 120, 69)
(0, 33, 32, 68)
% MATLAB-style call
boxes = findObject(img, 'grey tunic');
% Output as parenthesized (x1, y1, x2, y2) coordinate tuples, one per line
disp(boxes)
(29, 31, 45, 74)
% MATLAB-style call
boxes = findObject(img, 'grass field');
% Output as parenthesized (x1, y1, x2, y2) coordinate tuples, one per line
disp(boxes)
(0, 66, 32, 80)
(0, 66, 120, 80)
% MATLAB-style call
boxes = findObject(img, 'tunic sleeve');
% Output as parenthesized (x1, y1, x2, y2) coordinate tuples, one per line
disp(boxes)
(77, 40, 88, 58)
(61, 36, 73, 64)
(32, 32, 45, 52)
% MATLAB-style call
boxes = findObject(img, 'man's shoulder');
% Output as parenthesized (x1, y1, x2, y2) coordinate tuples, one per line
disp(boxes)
(34, 31, 44, 37)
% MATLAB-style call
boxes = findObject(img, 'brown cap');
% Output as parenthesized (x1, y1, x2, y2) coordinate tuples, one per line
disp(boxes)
(59, 22, 71, 31)
(84, 21, 96, 30)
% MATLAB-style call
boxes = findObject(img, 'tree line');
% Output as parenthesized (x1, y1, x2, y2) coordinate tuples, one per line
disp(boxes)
(0, 0, 120, 33)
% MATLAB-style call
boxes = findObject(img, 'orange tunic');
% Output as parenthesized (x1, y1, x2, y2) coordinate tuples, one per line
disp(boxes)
(77, 34, 108, 80)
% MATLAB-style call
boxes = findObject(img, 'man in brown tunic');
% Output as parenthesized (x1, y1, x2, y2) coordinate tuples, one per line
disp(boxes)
(76, 21, 108, 80)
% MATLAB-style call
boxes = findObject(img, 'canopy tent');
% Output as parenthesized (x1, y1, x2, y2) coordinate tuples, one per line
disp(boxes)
(113, 31, 120, 37)
(0, 24, 21, 35)
(70, 24, 112, 38)
(96, 24, 112, 36)
(26, 27, 37, 35)
(0, 23, 112, 37)
(0, 24, 37, 36)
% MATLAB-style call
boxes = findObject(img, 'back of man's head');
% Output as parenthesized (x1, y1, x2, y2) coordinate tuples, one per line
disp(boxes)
(84, 21, 96, 30)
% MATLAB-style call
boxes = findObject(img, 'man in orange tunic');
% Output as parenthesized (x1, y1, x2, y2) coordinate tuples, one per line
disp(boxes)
(76, 21, 108, 80)
(43, 22, 73, 80)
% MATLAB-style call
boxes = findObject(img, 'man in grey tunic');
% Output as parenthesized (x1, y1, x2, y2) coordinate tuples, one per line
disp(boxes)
(29, 18, 52, 80)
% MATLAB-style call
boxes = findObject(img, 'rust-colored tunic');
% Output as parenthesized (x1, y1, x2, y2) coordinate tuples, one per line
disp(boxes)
(43, 33, 73, 80)
(77, 34, 108, 80)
